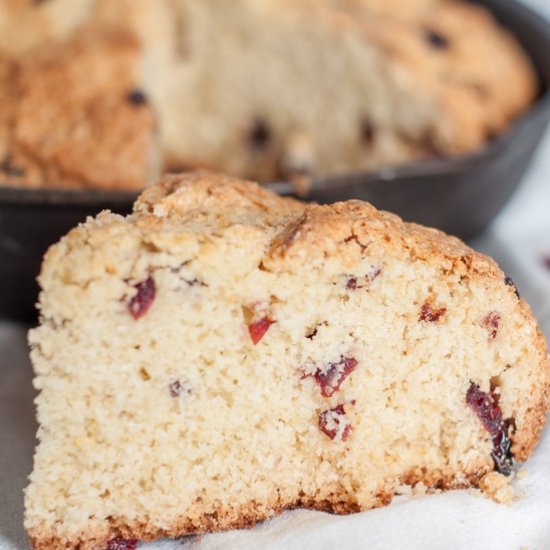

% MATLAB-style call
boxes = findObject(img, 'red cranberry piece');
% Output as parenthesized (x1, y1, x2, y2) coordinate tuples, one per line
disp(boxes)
(371, 267, 382, 280)
(542, 256, 550, 270)
(314, 356, 358, 397)
(483, 311, 501, 339)
(169, 379, 191, 398)
(466, 382, 513, 475)
(346, 277, 358, 290)
(248, 317, 274, 345)
(419, 302, 446, 322)
(318, 404, 352, 441)
(466, 382, 502, 437)
(344, 268, 381, 291)
(169, 380, 182, 397)
(128, 276, 156, 320)
(106, 540, 138, 550)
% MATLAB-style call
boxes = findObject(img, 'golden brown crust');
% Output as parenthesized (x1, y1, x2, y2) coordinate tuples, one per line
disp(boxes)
(134, 171, 304, 222)
(263, 199, 502, 279)
(510, 303, 550, 462)
(135, 172, 498, 274)
(0, 26, 160, 190)
(27, 466, 490, 550)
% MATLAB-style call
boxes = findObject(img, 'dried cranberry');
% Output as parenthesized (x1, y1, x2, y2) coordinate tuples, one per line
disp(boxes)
(466, 382, 513, 475)
(425, 29, 449, 49)
(346, 277, 358, 290)
(483, 312, 501, 339)
(371, 267, 382, 280)
(466, 383, 502, 436)
(128, 276, 156, 320)
(248, 317, 274, 345)
(419, 302, 446, 322)
(106, 540, 138, 550)
(169, 379, 191, 398)
(542, 256, 550, 270)
(318, 404, 352, 441)
(344, 268, 381, 290)
(314, 356, 358, 397)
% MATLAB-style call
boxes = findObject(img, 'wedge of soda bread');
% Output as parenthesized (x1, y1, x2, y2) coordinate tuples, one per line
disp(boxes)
(26, 172, 549, 549)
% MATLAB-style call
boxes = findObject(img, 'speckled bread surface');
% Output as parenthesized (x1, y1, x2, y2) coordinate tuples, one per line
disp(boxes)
(0, 0, 539, 188)
(0, 27, 160, 190)
(25, 172, 549, 549)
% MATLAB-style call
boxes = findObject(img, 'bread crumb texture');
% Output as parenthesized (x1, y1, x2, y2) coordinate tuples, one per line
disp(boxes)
(478, 472, 516, 504)
(26, 173, 549, 549)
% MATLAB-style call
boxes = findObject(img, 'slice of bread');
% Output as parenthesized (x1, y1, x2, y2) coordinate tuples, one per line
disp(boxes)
(0, 0, 538, 187)
(25, 172, 549, 549)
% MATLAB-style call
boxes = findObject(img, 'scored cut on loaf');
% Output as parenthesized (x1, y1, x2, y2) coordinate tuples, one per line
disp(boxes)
(25, 172, 550, 549)
(0, 0, 538, 188)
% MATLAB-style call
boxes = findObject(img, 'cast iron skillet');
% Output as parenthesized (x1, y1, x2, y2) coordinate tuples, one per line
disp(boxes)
(1, 0, 549, 321)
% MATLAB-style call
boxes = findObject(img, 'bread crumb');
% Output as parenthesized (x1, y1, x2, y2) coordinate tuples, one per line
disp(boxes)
(393, 481, 429, 499)
(412, 482, 428, 496)
(479, 472, 516, 504)
(516, 468, 527, 480)
(395, 484, 413, 497)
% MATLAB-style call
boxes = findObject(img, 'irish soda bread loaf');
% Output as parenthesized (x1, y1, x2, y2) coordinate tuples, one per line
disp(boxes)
(26, 173, 549, 549)
(0, 0, 538, 188)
